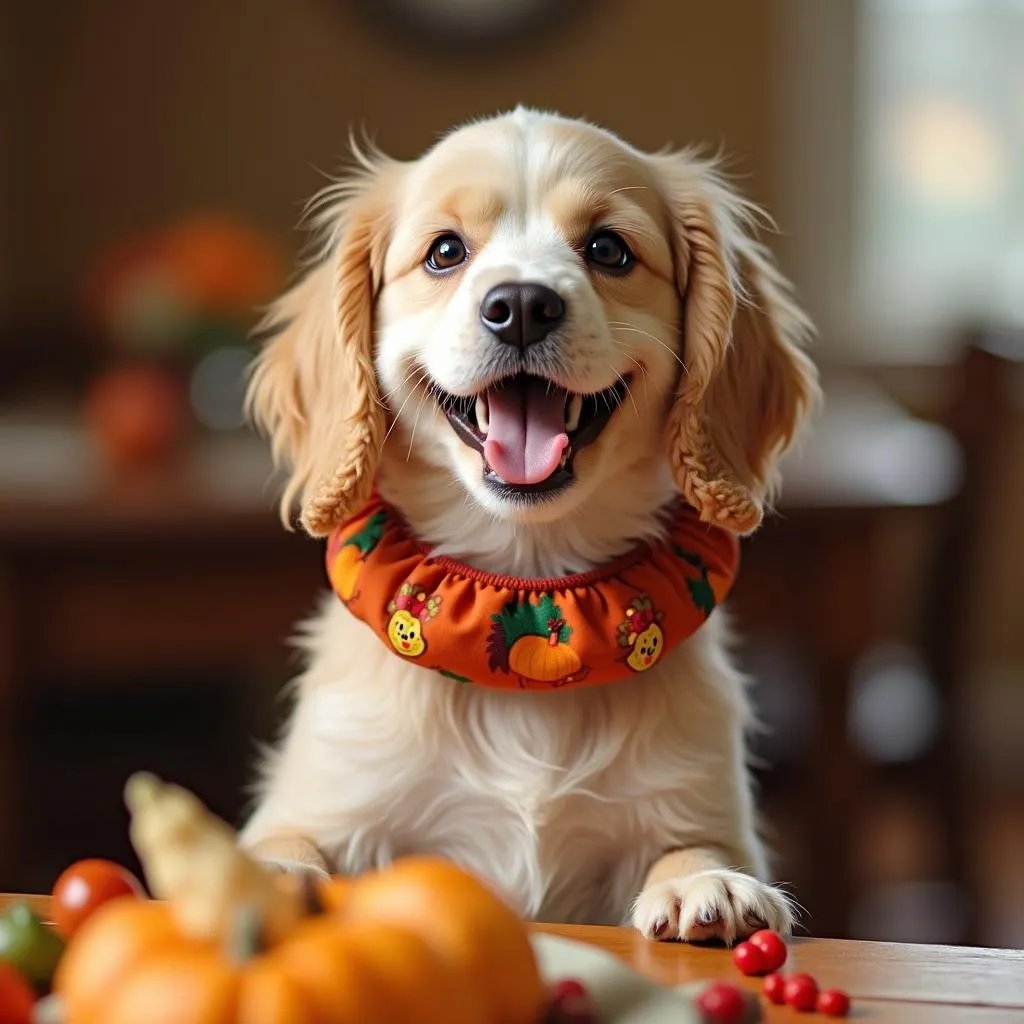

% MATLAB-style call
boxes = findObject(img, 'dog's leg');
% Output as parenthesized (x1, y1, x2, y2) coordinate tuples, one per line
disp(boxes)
(631, 845, 794, 944)
(243, 833, 331, 879)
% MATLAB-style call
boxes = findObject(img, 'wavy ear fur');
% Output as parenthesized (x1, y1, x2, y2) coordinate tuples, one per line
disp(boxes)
(247, 152, 401, 536)
(653, 152, 819, 534)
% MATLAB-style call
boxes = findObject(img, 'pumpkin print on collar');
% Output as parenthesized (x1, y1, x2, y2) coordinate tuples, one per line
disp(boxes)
(326, 494, 739, 691)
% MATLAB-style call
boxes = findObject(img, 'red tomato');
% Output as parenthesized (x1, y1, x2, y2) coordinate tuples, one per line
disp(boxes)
(51, 859, 144, 939)
(817, 989, 852, 1017)
(748, 929, 788, 972)
(695, 981, 748, 1024)
(732, 940, 767, 976)
(0, 963, 36, 1024)
(762, 972, 787, 1004)
(783, 973, 819, 1012)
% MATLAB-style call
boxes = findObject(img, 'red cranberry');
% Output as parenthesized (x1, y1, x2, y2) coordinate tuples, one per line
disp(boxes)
(695, 981, 748, 1024)
(732, 940, 767, 976)
(548, 978, 596, 1023)
(747, 929, 787, 973)
(817, 988, 852, 1017)
(783, 973, 819, 1012)
(762, 972, 786, 1004)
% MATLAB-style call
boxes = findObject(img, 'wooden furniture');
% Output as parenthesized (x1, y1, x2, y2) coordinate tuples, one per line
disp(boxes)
(3, 893, 1022, 1022)
(728, 374, 961, 938)
(0, 378, 963, 938)
(913, 329, 1024, 945)
(0, 432, 325, 892)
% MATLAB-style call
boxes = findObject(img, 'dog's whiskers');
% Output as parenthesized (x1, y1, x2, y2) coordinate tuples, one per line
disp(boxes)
(608, 322, 687, 373)
(381, 368, 427, 449)
(616, 349, 651, 405)
(606, 363, 639, 420)
(380, 364, 427, 404)
(406, 383, 432, 462)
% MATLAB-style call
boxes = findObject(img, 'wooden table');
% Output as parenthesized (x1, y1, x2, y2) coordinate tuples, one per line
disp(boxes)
(3, 895, 1020, 1023)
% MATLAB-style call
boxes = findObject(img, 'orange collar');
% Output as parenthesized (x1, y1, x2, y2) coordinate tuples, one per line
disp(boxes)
(326, 495, 739, 691)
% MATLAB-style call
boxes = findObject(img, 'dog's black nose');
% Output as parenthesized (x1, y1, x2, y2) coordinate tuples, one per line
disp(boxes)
(479, 283, 566, 350)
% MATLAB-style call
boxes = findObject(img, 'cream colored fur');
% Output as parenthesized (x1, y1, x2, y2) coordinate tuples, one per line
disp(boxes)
(241, 108, 818, 941)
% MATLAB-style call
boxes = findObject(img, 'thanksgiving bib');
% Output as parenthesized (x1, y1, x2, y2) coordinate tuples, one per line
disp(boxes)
(326, 495, 739, 691)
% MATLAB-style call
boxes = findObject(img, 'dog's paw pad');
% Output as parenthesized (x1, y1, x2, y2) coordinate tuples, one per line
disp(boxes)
(632, 869, 794, 945)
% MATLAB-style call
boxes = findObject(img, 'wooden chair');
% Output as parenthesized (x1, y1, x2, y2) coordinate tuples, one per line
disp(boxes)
(913, 326, 1024, 945)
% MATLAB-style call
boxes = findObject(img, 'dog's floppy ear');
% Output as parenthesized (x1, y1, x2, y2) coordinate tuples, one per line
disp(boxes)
(247, 152, 401, 536)
(652, 153, 819, 534)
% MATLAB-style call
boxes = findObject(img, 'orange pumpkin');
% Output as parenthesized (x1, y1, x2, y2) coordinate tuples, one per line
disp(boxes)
(508, 633, 582, 685)
(57, 774, 546, 1024)
(708, 570, 730, 605)
(314, 875, 353, 914)
(55, 896, 487, 1024)
(341, 858, 546, 1024)
(328, 545, 362, 601)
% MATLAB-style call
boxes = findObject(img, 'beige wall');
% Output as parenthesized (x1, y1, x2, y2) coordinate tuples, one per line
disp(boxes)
(7, 0, 791, 317)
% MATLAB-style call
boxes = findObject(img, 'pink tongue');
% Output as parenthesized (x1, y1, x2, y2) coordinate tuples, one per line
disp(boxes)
(483, 378, 569, 485)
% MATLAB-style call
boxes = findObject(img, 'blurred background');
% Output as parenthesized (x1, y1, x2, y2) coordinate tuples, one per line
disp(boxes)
(2, 0, 1022, 946)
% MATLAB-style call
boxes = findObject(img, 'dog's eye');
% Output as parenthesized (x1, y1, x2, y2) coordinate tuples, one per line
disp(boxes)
(585, 230, 634, 273)
(426, 234, 468, 272)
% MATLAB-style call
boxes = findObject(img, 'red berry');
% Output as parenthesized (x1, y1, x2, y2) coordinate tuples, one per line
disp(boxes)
(549, 978, 596, 1023)
(695, 981, 748, 1024)
(762, 972, 786, 1004)
(732, 940, 767, 976)
(784, 973, 819, 1012)
(0, 964, 36, 1024)
(748, 929, 788, 972)
(817, 989, 852, 1017)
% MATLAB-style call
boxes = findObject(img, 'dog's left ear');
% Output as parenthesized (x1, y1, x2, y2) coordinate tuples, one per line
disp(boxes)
(652, 153, 819, 534)
(247, 151, 401, 536)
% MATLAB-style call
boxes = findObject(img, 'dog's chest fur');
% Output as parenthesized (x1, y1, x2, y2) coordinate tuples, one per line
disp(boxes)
(248, 599, 754, 924)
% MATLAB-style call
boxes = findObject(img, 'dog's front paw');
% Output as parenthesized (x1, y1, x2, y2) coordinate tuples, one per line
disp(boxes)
(259, 858, 331, 883)
(243, 835, 331, 881)
(632, 869, 794, 945)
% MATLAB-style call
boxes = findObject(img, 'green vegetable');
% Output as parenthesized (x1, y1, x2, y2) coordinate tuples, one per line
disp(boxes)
(0, 901, 64, 991)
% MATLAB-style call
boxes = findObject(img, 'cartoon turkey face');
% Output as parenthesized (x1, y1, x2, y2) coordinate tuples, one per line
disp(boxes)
(617, 595, 665, 673)
(387, 609, 426, 656)
(386, 583, 441, 658)
(626, 622, 664, 672)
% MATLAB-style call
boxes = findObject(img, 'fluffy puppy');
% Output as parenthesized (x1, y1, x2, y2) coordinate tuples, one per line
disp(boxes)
(241, 107, 817, 942)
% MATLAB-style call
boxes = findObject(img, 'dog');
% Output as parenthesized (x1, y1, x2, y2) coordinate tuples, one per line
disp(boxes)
(240, 107, 818, 943)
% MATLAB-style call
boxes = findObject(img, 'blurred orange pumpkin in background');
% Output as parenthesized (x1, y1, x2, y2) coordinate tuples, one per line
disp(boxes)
(159, 215, 283, 314)
(84, 213, 284, 357)
(79, 212, 285, 467)
(82, 365, 188, 471)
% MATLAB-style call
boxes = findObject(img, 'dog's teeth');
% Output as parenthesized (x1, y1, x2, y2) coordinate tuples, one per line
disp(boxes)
(475, 395, 489, 434)
(565, 394, 583, 433)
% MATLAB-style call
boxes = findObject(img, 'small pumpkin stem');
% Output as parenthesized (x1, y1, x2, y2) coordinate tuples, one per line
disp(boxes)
(547, 631, 558, 647)
(229, 903, 266, 965)
(123, 772, 306, 944)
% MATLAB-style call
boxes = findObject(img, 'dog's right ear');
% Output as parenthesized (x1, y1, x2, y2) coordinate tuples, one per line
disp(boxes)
(247, 153, 402, 536)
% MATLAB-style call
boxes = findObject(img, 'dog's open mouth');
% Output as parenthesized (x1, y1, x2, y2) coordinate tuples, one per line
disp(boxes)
(432, 373, 631, 497)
